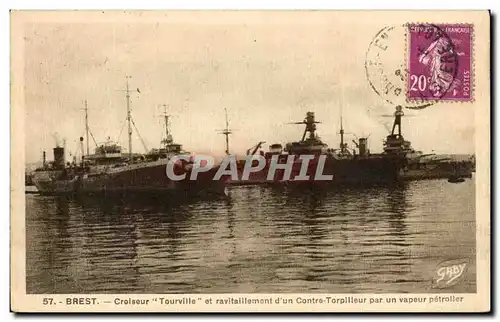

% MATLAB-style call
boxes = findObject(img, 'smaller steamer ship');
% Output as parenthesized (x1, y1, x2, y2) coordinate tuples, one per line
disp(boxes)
(33, 128, 224, 198)
(31, 78, 225, 198)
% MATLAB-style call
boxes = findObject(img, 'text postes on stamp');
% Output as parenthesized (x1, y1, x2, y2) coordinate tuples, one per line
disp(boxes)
(408, 24, 473, 102)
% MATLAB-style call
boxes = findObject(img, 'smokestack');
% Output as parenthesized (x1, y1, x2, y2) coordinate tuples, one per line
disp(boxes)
(359, 138, 368, 157)
(53, 147, 65, 168)
(79, 137, 85, 163)
(42, 151, 46, 167)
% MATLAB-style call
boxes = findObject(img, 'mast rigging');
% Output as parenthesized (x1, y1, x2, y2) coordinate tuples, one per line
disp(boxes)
(126, 76, 133, 160)
(115, 75, 148, 158)
(160, 104, 172, 147)
(81, 100, 98, 155)
(84, 100, 90, 156)
(217, 108, 233, 155)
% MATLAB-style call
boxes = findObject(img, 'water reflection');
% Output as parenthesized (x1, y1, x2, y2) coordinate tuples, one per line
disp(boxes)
(26, 180, 476, 294)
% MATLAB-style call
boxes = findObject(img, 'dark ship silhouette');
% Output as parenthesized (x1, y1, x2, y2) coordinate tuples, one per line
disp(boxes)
(29, 80, 475, 196)
(225, 105, 474, 185)
(227, 109, 409, 185)
(31, 78, 225, 198)
(381, 106, 474, 181)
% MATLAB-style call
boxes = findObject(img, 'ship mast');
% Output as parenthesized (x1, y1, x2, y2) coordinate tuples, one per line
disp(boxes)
(160, 104, 172, 148)
(339, 85, 346, 153)
(382, 105, 408, 155)
(116, 76, 148, 158)
(339, 107, 345, 153)
(290, 112, 320, 142)
(80, 99, 98, 156)
(126, 75, 133, 160)
(84, 99, 90, 156)
(391, 105, 404, 137)
(221, 108, 232, 155)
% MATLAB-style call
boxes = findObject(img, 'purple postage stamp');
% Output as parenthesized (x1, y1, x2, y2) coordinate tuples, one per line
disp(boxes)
(407, 24, 473, 102)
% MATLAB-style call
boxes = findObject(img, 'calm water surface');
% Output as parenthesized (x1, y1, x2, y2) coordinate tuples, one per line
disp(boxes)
(26, 179, 476, 294)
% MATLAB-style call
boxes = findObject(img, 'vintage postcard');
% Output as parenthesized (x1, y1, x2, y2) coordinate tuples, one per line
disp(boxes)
(10, 10, 490, 313)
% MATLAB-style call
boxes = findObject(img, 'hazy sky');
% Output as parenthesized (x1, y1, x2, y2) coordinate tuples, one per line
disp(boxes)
(22, 12, 475, 164)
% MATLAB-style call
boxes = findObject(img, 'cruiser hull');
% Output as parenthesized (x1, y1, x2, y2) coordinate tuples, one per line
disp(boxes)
(228, 155, 405, 186)
(401, 161, 474, 181)
(32, 160, 226, 198)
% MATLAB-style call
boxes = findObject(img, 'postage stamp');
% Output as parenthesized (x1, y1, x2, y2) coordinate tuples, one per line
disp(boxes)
(365, 22, 474, 110)
(407, 24, 473, 102)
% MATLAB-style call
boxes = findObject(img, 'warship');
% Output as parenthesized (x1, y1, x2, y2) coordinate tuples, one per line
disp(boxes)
(381, 106, 474, 181)
(220, 105, 474, 185)
(223, 108, 409, 185)
(400, 150, 474, 180)
(31, 78, 226, 197)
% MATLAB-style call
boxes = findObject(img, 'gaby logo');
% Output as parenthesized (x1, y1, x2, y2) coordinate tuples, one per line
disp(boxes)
(432, 258, 469, 289)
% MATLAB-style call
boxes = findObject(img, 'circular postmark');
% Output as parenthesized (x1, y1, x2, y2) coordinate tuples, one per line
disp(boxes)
(365, 23, 459, 110)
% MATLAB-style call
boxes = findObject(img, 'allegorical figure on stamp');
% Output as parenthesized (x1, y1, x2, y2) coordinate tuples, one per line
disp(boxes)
(418, 36, 463, 97)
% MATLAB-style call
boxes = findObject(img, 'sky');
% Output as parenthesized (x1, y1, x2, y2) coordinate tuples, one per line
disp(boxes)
(21, 12, 476, 164)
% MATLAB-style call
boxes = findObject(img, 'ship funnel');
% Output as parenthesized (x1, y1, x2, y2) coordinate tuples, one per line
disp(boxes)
(358, 138, 369, 157)
(53, 146, 65, 168)
(269, 143, 283, 154)
(79, 137, 85, 163)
